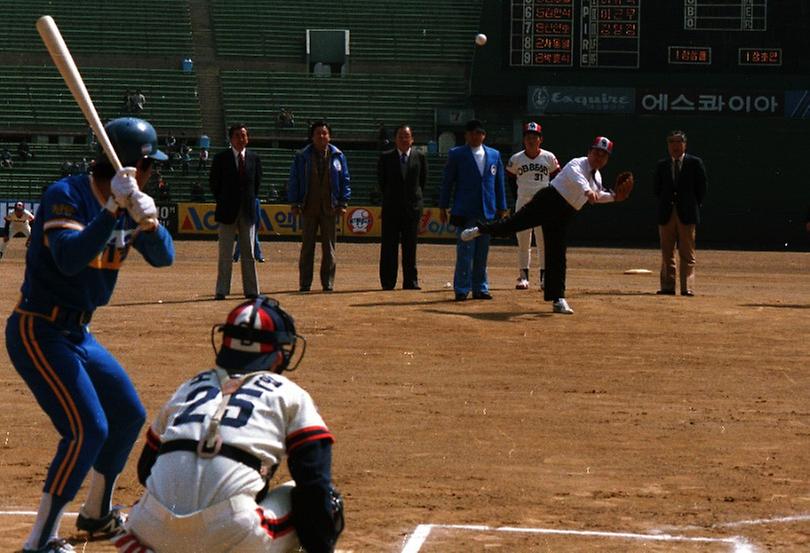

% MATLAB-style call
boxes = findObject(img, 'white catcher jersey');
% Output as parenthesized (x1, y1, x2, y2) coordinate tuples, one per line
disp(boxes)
(145, 369, 333, 514)
(506, 150, 560, 198)
(5, 208, 34, 234)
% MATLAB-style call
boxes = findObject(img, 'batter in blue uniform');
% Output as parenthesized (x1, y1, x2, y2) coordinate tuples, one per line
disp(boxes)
(5, 118, 173, 553)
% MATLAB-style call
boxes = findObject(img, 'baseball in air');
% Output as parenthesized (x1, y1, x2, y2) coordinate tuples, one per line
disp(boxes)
(475, 33, 487, 46)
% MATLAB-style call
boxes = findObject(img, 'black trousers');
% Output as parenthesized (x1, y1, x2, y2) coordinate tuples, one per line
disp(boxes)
(485, 186, 577, 301)
(379, 209, 420, 289)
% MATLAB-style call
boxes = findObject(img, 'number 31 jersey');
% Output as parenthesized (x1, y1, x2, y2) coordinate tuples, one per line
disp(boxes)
(506, 149, 560, 199)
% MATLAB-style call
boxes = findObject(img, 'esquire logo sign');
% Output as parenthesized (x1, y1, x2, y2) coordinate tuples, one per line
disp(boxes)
(528, 86, 635, 114)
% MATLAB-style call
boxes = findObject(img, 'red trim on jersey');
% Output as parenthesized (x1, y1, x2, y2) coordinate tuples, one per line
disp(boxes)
(145, 427, 161, 451)
(255, 507, 295, 539)
(113, 530, 154, 553)
(286, 426, 334, 454)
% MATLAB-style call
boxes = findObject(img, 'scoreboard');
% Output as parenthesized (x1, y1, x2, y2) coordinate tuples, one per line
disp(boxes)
(509, 0, 807, 72)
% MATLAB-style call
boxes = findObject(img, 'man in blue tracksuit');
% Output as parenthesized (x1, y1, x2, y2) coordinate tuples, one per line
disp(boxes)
(5, 117, 174, 553)
(287, 121, 351, 292)
(439, 119, 507, 301)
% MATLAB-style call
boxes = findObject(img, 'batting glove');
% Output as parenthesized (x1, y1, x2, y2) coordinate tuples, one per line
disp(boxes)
(128, 190, 158, 223)
(111, 167, 138, 208)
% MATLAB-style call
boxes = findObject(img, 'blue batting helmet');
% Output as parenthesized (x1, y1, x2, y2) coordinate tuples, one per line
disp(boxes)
(104, 117, 168, 166)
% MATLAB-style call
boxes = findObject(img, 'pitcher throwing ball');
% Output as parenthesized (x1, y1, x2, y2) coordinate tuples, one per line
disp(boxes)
(462, 136, 633, 315)
(116, 296, 344, 553)
(5, 117, 173, 553)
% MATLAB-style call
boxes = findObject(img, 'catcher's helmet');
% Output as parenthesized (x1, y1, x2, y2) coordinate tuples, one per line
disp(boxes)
(104, 117, 168, 166)
(212, 296, 306, 374)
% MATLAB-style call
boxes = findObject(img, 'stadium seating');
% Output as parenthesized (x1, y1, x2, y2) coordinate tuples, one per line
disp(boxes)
(0, 1, 192, 55)
(210, 0, 482, 62)
(221, 71, 469, 141)
(0, 141, 453, 206)
(0, 66, 201, 133)
(0, 1, 481, 209)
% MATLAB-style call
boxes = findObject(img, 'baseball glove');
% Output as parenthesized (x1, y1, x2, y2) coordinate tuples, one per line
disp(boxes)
(613, 171, 634, 202)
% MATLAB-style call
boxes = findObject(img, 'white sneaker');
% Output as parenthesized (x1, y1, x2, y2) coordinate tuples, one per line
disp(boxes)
(552, 298, 574, 314)
(515, 278, 529, 290)
(460, 226, 480, 241)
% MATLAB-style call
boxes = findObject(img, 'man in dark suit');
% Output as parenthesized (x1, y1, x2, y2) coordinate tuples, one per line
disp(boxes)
(210, 123, 262, 300)
(377, 124, 427, 290)
(653, 130, 708, 296)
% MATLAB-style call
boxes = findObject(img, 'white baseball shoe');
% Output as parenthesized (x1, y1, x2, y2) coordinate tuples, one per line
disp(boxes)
(552, 298, 574, 314)
(515, 277, 529, 290)
(23, 538, 75, 553)
(460, 226, 481, 241)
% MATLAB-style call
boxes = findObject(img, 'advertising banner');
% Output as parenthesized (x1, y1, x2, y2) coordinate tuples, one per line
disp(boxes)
(637, 89, 782, 116)
(176, 203, 460, 240)
(528, 86, 635, 114)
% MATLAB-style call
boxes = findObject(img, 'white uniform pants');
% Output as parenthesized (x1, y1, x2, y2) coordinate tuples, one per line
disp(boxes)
(515, 194, 544, 276)
(123, 483, 299, 553)
(0, 224, 31, 253)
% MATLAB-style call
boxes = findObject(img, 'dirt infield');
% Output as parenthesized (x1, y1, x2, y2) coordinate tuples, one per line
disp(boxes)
(0, 240, 808, 552)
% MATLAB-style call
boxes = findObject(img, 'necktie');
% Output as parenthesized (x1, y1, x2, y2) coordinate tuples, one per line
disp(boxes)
(238, 153, 245, 176)
(673, 158, 681, 182)
(400, 152, 407, 165)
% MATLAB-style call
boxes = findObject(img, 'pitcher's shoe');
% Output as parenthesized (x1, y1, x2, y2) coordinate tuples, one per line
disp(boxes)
(460, 226, 480, 241)
(552, 298, 574, 315)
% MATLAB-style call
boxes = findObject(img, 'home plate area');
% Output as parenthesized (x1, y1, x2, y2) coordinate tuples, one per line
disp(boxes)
(401, 523, 759, 552)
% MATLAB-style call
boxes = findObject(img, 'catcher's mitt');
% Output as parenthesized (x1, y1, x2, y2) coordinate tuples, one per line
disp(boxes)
(613, 171, 634, 202)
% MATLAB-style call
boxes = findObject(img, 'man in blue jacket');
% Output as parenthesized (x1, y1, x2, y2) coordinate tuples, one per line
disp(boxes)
(288, 121, 351, 292)
(439, 119, 507, 301)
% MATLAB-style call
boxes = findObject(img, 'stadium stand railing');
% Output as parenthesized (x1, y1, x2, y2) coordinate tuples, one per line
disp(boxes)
(221, 71, 469, 142)
(210, 0, 482, 63)
(0, 1, 192, 55)
(0, 66, 202, 134)
(0, 144, 451, 207)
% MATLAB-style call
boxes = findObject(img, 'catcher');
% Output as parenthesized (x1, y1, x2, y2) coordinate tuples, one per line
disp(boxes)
(460, 136, 633, 315)
(115, 296, 344, 553)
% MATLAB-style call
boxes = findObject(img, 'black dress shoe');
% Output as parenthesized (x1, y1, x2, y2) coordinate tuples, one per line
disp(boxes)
(454, 293, 468, 301)
(214, 293, 226, 300)
(681, 290, 695, 296)
(381, 285, 395, 290)
(473, 291, 493, 300)
(403, 284, 421, 290)
(656, 290, 676, 295)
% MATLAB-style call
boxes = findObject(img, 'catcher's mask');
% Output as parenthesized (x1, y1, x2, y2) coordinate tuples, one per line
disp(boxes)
(211, 296, 306, 374)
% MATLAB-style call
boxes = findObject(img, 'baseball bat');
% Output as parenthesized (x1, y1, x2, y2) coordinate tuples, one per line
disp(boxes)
(36, 15, 157, 229)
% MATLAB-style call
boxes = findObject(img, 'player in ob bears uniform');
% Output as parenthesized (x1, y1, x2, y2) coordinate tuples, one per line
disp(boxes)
(506, 122, 560, 290)
(5, 117, 174, 553)
(115, 296, 344, 553)
(0, 201, 36, 259)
